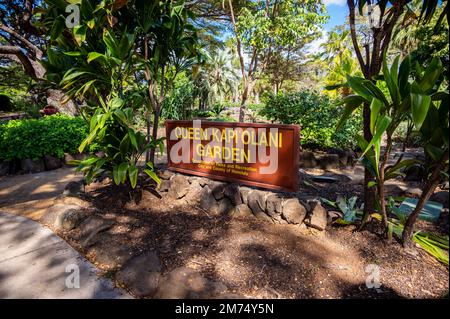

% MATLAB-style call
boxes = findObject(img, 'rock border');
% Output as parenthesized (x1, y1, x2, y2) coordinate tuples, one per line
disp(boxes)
(158, 170, 329, 231)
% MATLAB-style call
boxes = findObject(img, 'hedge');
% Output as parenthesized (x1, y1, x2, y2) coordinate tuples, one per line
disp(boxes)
(0, 114, 88, 161)
(259, 91, 362, 150)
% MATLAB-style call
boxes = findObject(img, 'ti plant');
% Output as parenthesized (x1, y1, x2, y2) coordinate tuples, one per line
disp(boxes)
(383, 197, 449, 265)
(54, 8, 164, 189)
(337, 53, 446, 234)
(74, 96, 163, 189)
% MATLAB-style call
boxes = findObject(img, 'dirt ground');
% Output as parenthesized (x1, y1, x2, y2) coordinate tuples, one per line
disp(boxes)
(1, 165, 447, 299)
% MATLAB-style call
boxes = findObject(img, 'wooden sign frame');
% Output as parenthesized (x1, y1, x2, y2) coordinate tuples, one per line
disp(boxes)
(165, 120, 300, 192)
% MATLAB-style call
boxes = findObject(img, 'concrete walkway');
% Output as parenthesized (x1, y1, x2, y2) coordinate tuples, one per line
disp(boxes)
(0, 211, 132, 299)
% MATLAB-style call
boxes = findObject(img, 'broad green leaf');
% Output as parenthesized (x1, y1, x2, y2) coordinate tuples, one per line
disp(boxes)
(367, 181, 377, 187)
(361, 115, 392, 158)
(87, 52, 105, 63)
(363, 80, 390, 106)
(425, 145, 445, 161)
(356, 135, 378, 177)
(118, 162, 128, 183)
(383, 54, 400, 106)
(346, 76, 373, 102)
(128, 129, 138, 150)
(369, 98, 383, 134)
(119, 135, 130, 156)
(419, 58, 443, 92)
(128, 165, 138, 188)
(385, 159, 420, 180)
(103, 29, 120, 58)
(63, 51, 84, 57)
(144, 169, 161, 185)
(50, 15, 65, 40)
(79, 128, 98, 153)
(336, 95, 365, 130)
(108, 97, 124, 110)
(87, 19, 95, 29)
(399, 55, 411, 98)
(73, 25, 87, 46)
(411, 93, 431, 129)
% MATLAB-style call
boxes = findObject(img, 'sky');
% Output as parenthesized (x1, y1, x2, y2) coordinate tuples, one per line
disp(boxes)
(305, 0, 348, 54)
(323, 0, 348, 31)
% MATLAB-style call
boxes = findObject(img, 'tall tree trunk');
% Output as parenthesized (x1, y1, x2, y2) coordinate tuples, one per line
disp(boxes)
(149, 107, 161, 164)
(402, 152, 449, 247)
(238, 80, 255, 122)
(239, 87, 248, 122)
(145, 108, 152, 162)
(377, 134, 393, 234)
(361, 103, 375, 225)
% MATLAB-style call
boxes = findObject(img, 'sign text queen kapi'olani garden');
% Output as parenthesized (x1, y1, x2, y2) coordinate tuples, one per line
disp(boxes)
(166, 120, 300, 191)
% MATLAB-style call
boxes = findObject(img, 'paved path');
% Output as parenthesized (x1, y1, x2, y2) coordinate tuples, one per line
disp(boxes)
(0, 211, 132, 299)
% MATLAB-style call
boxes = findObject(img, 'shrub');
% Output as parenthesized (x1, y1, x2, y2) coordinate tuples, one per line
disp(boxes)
(161, 83, 195, 120)
(0, 114, 88, 161)
(260, 91, 362, 149)
(0, 94, 14, 112)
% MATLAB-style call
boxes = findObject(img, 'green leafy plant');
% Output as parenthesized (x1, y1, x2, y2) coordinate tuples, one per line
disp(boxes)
(0, 114, 88, 161)
(73, 96, 163, 188)
(261, 90, 362, 149)
(380, 200, 449, 265)
(337, 53, 446, 233)
(161, 82, 195, 120)
(51, 9, 164, 190)
(320, 196, 364, 225)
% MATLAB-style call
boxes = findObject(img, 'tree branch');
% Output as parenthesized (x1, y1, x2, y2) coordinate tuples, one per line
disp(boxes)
(0, 45, 37, 78)
(347, 0, 367, 77)
(0, 24, 43, 59)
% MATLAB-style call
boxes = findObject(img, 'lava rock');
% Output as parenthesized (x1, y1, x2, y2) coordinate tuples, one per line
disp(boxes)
(265, 193, 283, 217)
(183, 180, 204, 204)
(305, 202, 328, 231)
(53, 204, 87, 231)
(214, 197, 233, 215)
(239, 187, 251, 205)
(230, 204, 253, 217)
(154, 267, 215, 299)
(116, 252, 162, 298)
(282, 198, 307, 224)
(157, 179, 171, 192)
(199, 186, 216, 211)
(63, 181, 85, 196)
(211, 181, 226, 200)
(247, 191, 266, 215)
(44, 155, 62, 170)
(158, 170, 174, 180)
(78, 215, 114, 248)
(404, 165, 425, 182)
(168, 174, 190, 199)
(430, 191, 449, 208)
(21, 158, 45, 173)
(317, 154, 340, 170)
(300, 151, 317, 168)
(223, 184, 242, 205)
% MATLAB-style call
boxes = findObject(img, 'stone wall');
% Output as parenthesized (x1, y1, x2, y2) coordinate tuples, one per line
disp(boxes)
(0, 152, 86, 176)
(300, 149, 355, 169)
(157, 170, 329, 231)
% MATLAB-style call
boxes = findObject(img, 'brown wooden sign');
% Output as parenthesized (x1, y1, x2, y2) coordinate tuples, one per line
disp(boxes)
(165, 120, 300, 192)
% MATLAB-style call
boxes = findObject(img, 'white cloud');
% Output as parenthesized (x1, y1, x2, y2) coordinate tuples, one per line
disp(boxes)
(323, 0, 346, 6)
(305, 31, 329, 55)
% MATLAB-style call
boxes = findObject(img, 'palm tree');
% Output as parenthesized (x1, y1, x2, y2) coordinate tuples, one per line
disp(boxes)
(194, 48, 240, 109)
(320, 28, 361, 98)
